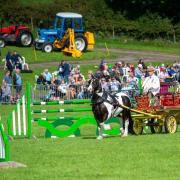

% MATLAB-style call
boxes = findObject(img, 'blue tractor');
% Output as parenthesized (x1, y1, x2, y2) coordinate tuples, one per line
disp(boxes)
(35, 12, 94, 53)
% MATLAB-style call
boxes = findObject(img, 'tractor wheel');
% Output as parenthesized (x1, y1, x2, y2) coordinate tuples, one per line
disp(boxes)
(17, 31, 33, 47)
(150, 119, 163, 134)
(35, 42, 43, 50)
(0, 38, 5, 47)
(42, 43, 53, 53)
(133, 120, 143, 135)
(75, 34, 88, 52)
(164, 115, 177, 134)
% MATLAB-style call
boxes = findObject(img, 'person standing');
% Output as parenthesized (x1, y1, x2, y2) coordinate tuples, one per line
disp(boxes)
(58, 60, 65, 82)
(63, 61, 72, 84)
(3, 70, 12, 87)
(5, 51, 13, 76)
(13, 68, 22, 100)
(43, 69, 52, 85)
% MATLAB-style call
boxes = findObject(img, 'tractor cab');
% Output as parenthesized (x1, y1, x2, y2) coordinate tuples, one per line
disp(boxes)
(54, 12, 84, 36)
(35, 12, 94, 53)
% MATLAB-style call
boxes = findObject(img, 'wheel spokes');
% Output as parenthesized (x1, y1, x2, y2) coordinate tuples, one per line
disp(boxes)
(168, 117, 176, 133)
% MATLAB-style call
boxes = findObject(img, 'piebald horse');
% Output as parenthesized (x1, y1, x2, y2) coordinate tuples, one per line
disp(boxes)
(87, 77, 133, 139)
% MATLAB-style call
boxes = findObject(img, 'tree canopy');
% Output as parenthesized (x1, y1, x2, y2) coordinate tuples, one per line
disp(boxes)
(0, 0, 180, 41)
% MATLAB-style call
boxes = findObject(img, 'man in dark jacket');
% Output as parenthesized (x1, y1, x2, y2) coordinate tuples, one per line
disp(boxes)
(5, 51, 13, 75)
(12, 51, 23, 70)
(63, 61, 72, 84)
(58, 60, 65, 82)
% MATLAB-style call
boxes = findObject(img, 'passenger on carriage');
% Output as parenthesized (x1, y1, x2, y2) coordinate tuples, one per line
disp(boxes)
(159, 65, 169, 82)
(142, 66, 160, 104)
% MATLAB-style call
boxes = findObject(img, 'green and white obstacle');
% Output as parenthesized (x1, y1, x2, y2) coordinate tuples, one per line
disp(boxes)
(0, 120, 9, 162)
(31, 99, 121, 138)
(7, 83, 121, 138)
(7, 83, 32, 138)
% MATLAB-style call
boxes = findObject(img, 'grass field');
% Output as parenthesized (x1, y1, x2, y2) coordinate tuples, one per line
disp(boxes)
(1, 121, 180, 180)
(1, 101, 180, 180)
(0, 42, 180, 179)
(0, 46, 118, 65)
(96, 38, 180, 54)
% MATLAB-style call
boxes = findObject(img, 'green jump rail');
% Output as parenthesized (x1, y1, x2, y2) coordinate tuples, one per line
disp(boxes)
(32, 107, 92, 113)
(0, 121, 9, 162)
(33, 99, 91, 105)
(33, 116, 94, 121)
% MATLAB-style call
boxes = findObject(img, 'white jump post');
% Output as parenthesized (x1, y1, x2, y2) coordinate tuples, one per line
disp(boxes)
(0, 120, 9, 162)
(6, 83, 33, 138)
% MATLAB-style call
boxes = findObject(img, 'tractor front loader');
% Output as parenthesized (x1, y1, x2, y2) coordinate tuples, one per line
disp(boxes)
(53, 28, 82, 58)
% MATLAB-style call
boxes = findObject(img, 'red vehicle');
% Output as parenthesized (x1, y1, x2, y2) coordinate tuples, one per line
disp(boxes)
(0, 24, 33, 47)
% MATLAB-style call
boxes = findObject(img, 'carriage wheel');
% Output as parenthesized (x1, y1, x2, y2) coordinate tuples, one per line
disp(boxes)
(133, 120, 143, 135)
(150, 119, 163, 134)
(164, 115, 177, 134)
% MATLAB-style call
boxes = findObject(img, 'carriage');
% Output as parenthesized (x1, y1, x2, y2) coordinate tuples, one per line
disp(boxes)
(131, 82, 180, 135)
(87, 77, 180, 139)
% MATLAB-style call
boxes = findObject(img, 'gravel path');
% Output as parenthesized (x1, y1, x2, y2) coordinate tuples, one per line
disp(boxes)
(1, 48, 180, 69)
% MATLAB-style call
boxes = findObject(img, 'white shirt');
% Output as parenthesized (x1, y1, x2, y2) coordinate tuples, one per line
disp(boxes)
(59, 84, 68, 94)
(110, 81, 120, 92)
(142, 74, 160, 95)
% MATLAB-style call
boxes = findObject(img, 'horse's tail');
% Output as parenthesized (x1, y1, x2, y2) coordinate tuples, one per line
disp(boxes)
(126, 97, 134, 134)
(128, 110, 134, 134)
(121, 95, 134, 134)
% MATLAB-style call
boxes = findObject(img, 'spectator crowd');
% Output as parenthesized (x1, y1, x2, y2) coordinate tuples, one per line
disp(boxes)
(35, 59, 180, 101)
(0, 51, 25, 103)
(1, 48, 180, 104)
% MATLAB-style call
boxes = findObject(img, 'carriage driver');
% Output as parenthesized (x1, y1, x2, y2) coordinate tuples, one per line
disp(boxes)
(142, 66, 160, 105)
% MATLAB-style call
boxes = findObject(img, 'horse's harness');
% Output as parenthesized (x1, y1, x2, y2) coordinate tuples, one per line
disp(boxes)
(91, 91, 119, 107)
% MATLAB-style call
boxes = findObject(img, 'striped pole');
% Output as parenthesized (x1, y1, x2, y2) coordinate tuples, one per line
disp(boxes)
(17, 100, 21, 136)
(12, 111, 16, 136)
(33, 115, 95, 121)
(22, 96, 27, 136)
(33, 99, 91, 105)
(7, 92, 30, 138)
(0, 120, 9, 161)
(26, 82, 32, 138)
(32, 107, 92, 113)
(10, 96, 28, 137)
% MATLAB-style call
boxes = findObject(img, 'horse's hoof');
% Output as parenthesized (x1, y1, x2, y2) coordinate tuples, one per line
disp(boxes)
(121, 133, 128, 138)
(97, 136, 103, 140)
(120, 129, 124, 134)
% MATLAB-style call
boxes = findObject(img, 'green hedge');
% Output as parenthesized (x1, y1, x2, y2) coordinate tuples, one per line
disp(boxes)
(0, 0, 180, 41)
